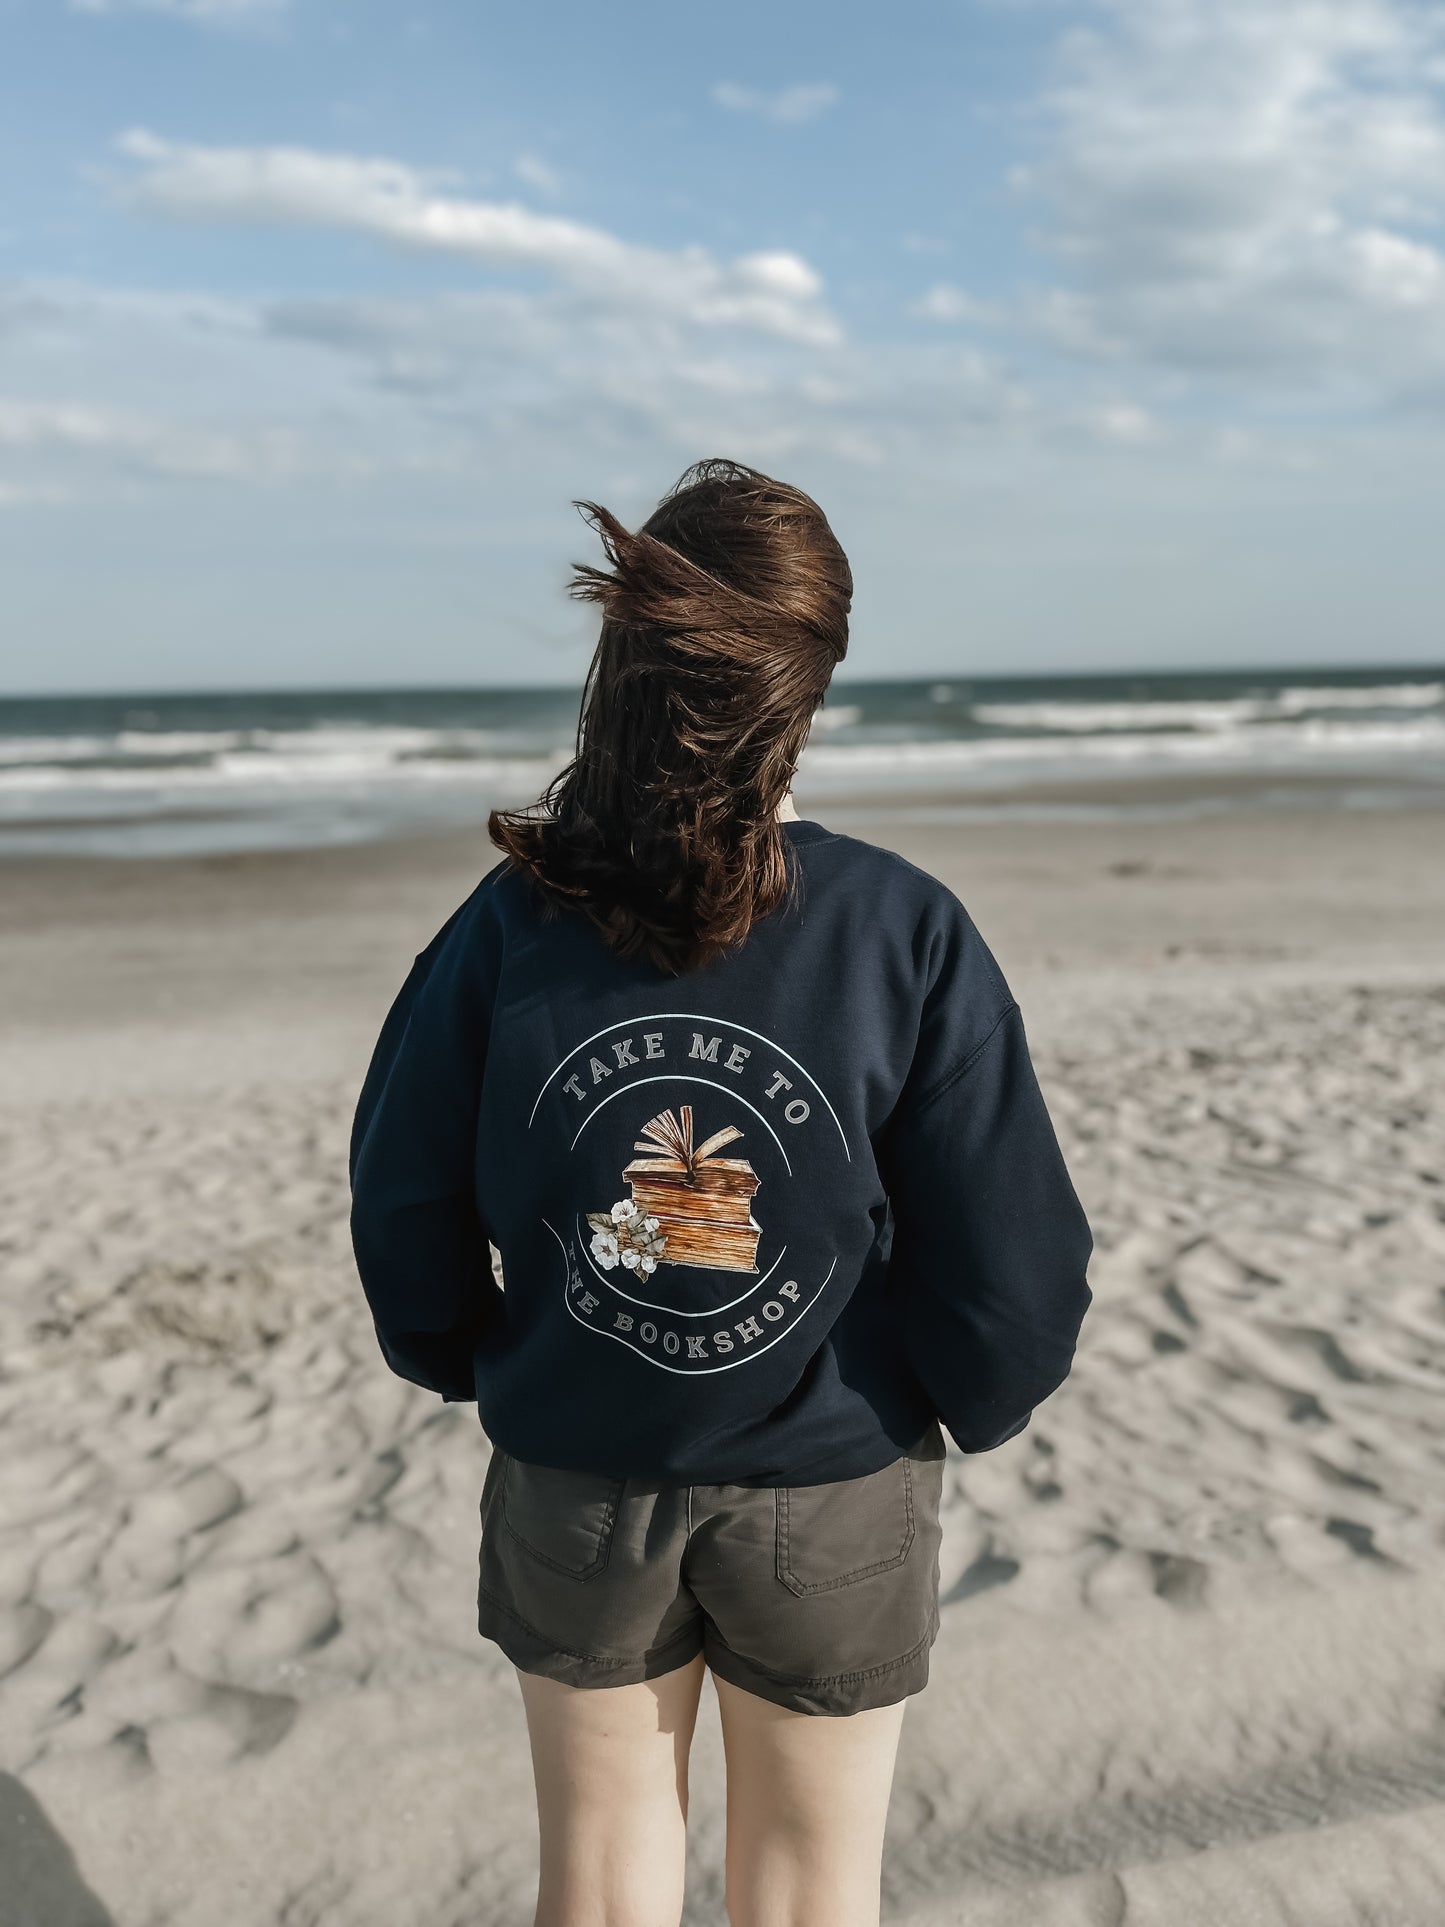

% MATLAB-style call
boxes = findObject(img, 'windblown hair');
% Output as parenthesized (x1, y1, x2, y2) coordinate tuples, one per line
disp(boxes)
(488, 458, 852, 975)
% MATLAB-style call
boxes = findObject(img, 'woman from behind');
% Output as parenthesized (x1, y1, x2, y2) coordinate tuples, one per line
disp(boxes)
(349, 459, 1093, 1926)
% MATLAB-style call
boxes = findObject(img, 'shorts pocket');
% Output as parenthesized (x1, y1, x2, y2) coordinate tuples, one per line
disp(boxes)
(775, 1454, 915, 1597)
(500, 1452, 625, 1581)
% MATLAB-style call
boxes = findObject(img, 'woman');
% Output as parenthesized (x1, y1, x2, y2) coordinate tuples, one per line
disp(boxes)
(349, 459, 1092, 1927)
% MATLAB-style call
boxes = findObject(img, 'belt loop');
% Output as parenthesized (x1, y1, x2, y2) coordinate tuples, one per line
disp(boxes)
(685, 1483, 694, 1538)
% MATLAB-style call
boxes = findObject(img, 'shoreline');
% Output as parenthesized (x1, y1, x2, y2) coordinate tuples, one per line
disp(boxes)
(2, 758, 1443, 864)
(3, 789, 1441, 1028)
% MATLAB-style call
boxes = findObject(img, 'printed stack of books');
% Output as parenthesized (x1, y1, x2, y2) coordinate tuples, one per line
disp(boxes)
(623, 1106, 762, 1273)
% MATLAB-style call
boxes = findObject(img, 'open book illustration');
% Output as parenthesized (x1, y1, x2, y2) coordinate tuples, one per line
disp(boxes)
(586, 1105, 763, 1275)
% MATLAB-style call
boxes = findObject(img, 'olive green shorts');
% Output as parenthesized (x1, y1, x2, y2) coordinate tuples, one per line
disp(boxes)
(477, 1420, 946, 1717)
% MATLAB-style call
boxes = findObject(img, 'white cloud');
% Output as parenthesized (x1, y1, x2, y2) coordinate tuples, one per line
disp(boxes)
(0, 276, 1034, 521)
(513, 153, 562, 198)
(0, 394, 321, 483)
(115, 130, 840, 347)
(257, 288, 1029, 468)
(711, 81, 839, 125)
(912, 284, 997, 324)
(1023, 0, 1445, 399)
(1349, 224, 1445, 307)
(0, 399, 135, 449)
(1091, 401, 1157, 444)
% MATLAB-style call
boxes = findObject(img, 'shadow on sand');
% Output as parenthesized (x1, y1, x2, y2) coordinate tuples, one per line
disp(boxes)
(0, 1772, 116, 1927)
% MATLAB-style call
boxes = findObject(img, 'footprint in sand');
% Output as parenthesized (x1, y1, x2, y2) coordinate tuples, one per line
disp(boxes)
(168, 1548, 341, 1684)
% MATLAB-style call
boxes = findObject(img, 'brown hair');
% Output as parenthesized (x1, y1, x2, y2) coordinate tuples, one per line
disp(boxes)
(488, 458, 851, 975)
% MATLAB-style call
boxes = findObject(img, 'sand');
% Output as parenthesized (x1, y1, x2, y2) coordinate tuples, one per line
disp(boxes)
(2, 791, 1444, 1925)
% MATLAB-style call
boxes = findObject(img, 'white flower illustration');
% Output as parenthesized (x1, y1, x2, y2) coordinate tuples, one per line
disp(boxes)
(590, 1229, 620, 1269)
(587, 1198, 669, 1274)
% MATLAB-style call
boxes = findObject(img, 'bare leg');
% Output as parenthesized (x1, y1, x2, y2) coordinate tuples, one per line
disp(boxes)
(517, 1652, 707, 1927)
(713, 1673, 908, 1927)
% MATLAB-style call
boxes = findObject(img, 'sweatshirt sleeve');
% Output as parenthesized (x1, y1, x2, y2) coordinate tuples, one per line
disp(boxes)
(880, 914, 1093, 1454)
(348, 888, 505, 1402)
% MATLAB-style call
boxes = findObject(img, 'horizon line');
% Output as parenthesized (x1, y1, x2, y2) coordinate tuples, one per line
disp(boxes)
(4, 658, 1443, 706)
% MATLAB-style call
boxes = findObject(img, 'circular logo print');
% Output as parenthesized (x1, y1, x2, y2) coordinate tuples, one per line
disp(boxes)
(527, 1013, 852, 1375)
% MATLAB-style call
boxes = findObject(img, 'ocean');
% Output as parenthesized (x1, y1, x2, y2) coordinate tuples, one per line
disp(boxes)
(1, 665, 1442, 857)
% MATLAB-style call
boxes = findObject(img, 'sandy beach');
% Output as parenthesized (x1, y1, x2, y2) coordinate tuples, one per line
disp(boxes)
(3, 790, 1444, 1926)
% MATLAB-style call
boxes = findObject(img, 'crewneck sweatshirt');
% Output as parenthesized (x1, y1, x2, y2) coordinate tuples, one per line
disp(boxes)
(349, 820, 1093, 1485)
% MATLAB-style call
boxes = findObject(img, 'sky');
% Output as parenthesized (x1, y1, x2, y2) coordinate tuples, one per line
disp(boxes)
(3, 0, 1445, 694)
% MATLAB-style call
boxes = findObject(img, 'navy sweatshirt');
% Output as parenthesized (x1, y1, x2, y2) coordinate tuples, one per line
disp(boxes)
(349, 820, 1093, 1486)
